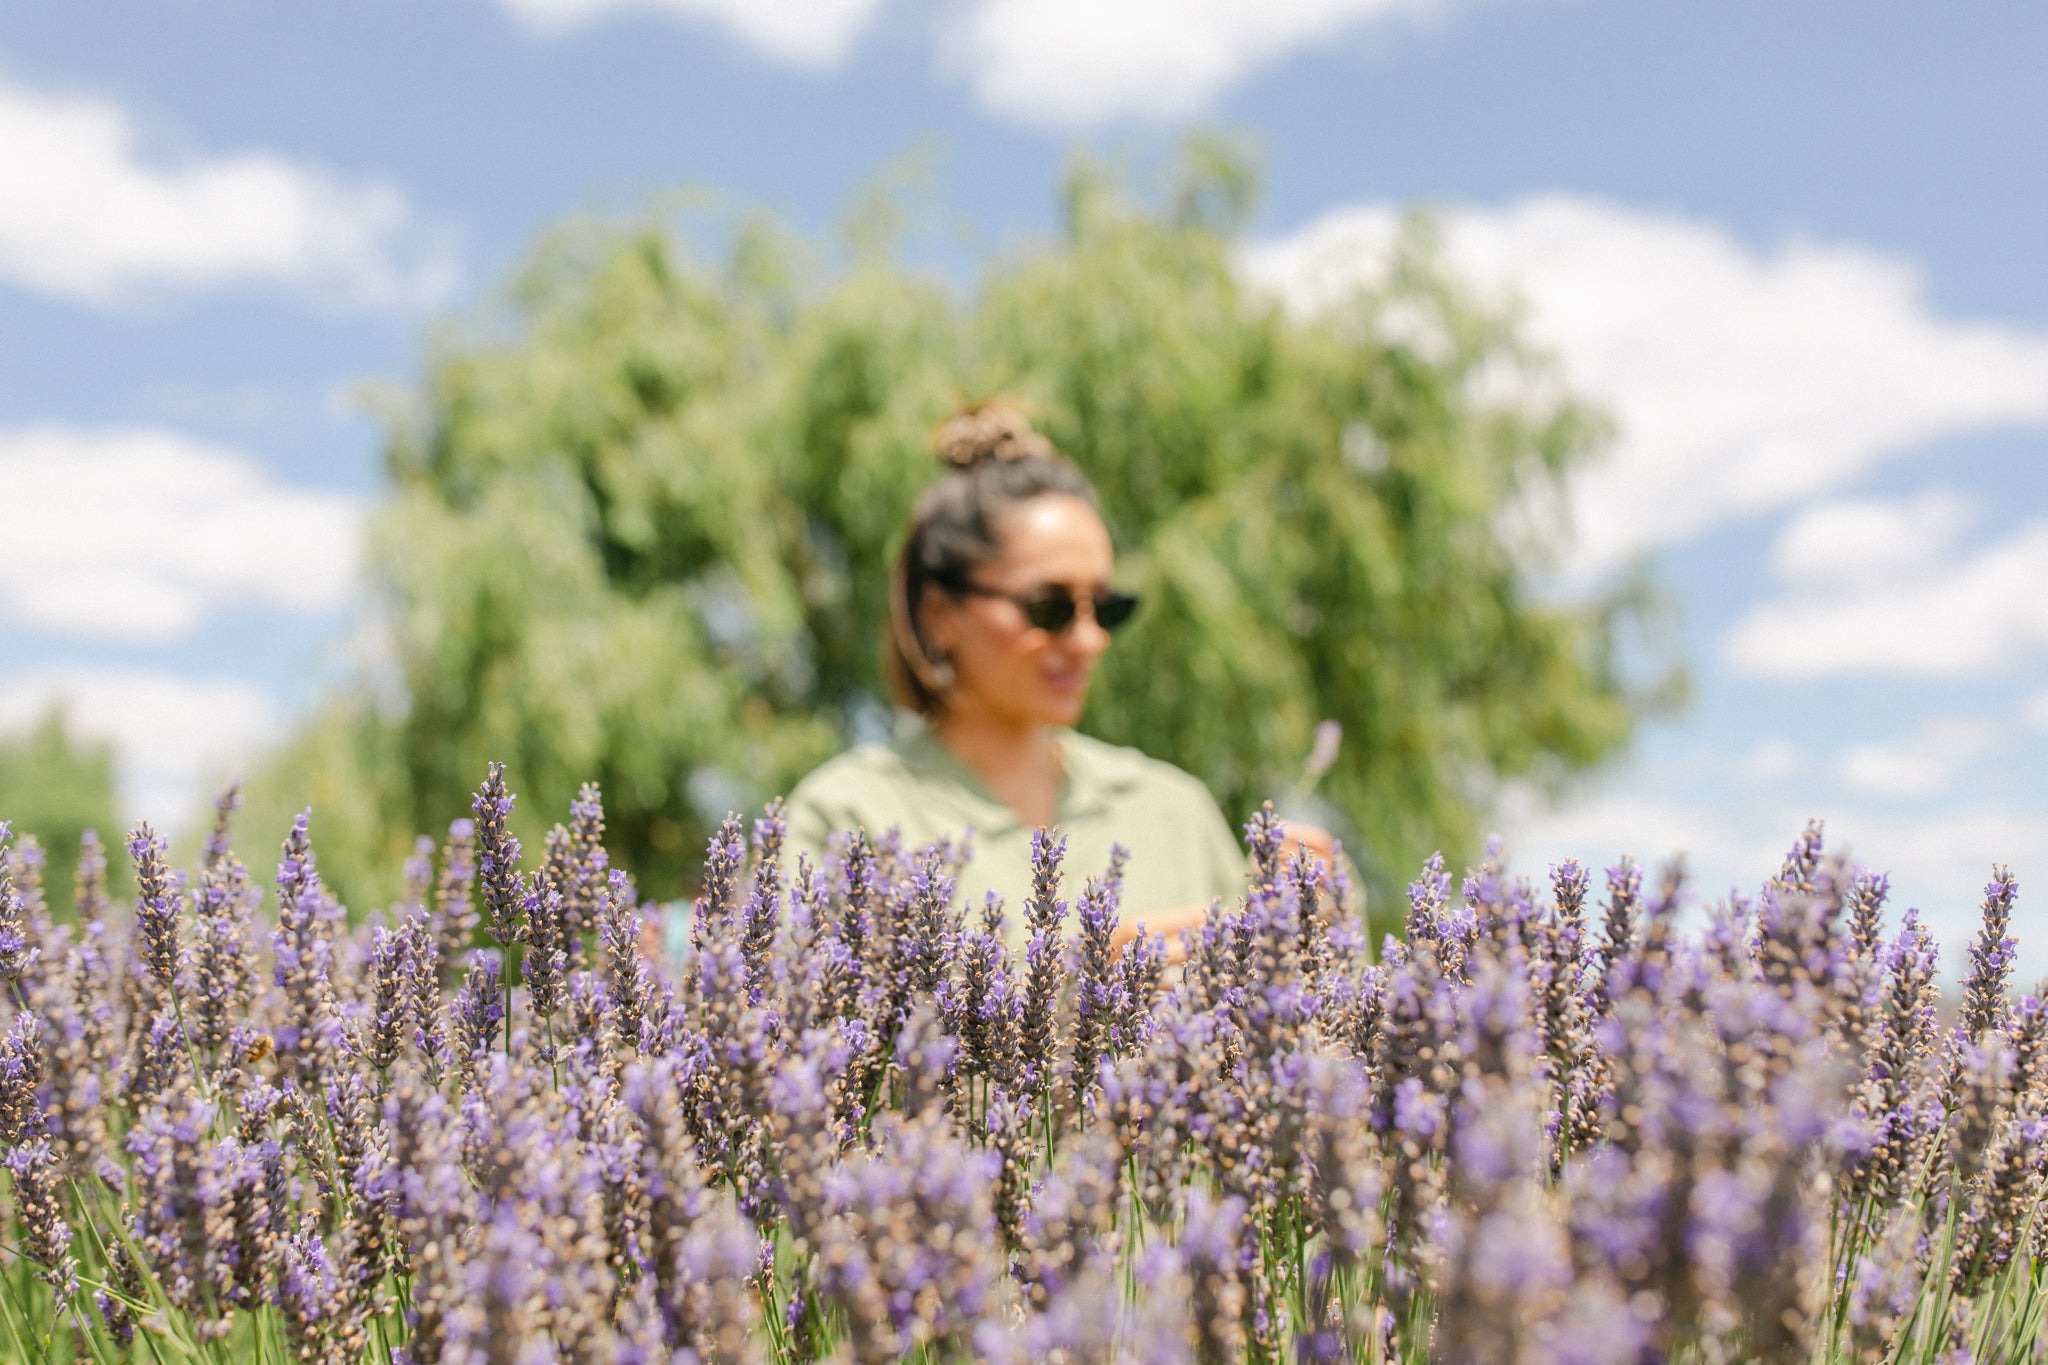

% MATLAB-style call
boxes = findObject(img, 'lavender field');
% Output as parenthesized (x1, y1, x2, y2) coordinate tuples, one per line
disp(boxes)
(0, 765, 2041, 1363)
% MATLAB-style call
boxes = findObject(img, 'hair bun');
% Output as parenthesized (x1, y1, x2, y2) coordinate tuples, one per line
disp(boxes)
(930, 400, 1056, 471)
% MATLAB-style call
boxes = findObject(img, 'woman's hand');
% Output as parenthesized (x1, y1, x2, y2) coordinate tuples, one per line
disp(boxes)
(1273, 818, 1339, 874)
(1110, 821, 1347, 966)
(1111, 902, 1208, 964)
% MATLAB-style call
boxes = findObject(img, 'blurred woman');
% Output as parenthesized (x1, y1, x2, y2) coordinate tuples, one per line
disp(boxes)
(784, 402, 1332, 952)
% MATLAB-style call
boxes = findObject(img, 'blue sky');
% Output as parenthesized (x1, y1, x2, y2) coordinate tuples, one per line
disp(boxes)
(1, 0, 2044, 971)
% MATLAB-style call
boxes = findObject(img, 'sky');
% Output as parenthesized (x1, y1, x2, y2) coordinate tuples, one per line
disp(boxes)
(1, 0, 2044, 973)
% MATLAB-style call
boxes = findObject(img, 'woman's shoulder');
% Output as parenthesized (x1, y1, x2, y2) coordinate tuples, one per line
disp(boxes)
(787, 740, 918, 807)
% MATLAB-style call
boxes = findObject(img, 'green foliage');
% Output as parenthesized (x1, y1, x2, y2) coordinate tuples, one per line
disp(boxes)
(253, 146, 1657, 919)
(0, 710, 118, 918)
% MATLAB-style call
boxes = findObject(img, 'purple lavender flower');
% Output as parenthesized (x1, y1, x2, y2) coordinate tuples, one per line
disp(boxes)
(816, 1108, 1003, 1361)
(0, 823, 35, 993)
(470, 762, 526, 946)
(271, 818, 337, 1083)
(1018, 828, 1069, 1110)
(521, 874, 568, 1022)
(692, 813, 747, 956)
(1959, 864, 2020, 1043)
(1243, 802, 1286, 888)
(1176, 1187, 1251, 1365)
(737, 800, 785, 1003)
(0, 1009, 48, 1146)
(434, 816, 480, 971)
(1845, 868, 1890, 961)
(599, 868, 652, 1053)
(128, 821, 182, 994)
(6, 1139, 76, 1293)
(449, 951, 506, 1088)
(1407, 849, 1452, 943)
(187, 854, 256, 1059)
(1591, 856, 1641, 1010)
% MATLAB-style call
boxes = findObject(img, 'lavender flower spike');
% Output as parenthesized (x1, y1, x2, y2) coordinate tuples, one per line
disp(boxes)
(0, 821, 36, 989)
(1959, 864, 2019, 1042)
(129, 821, 182, 994)
(470, 761, 526, 945)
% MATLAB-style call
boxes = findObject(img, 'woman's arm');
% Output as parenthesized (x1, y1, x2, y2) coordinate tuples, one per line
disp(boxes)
(1114, 824, 1343, 964)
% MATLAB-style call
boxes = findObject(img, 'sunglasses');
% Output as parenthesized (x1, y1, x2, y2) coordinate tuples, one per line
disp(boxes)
(956, 582, 1141, 634)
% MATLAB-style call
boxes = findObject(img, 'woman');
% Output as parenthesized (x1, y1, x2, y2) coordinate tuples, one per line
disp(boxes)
(784, 402, 1333, 953)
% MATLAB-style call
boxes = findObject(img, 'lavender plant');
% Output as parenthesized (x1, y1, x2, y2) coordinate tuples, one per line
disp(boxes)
(0, 779, 2043, 1364)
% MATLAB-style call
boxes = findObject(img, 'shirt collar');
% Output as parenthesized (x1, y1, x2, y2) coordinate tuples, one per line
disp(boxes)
(892, 720, 1127, 829)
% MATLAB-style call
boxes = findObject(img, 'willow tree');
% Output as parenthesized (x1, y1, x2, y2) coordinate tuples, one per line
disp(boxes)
(247, 149, 1656, 922)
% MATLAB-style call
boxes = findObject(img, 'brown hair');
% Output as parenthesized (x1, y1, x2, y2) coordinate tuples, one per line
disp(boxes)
(883, 401, 1098, 714)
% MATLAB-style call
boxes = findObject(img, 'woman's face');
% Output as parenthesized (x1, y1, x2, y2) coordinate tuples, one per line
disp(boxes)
(924, 494, 1116, 730)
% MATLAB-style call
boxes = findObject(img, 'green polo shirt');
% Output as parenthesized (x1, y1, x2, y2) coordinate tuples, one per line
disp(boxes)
(783, 723, 1248, 947)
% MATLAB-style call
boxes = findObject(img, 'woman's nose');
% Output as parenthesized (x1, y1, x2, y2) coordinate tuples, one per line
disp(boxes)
(1068, 606, 1112, 657)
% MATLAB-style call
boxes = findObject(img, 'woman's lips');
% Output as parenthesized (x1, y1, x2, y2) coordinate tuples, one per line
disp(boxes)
(1042, 666, 1089, 695)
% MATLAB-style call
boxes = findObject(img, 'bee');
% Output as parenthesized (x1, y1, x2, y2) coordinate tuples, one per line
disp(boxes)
(240, 1032, 275, 1065)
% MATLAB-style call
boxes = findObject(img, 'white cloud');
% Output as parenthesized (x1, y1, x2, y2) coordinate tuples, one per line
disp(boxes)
(1766, 488, 1979, 593)
(0, 72, 455, 309)
(1725, 508, 2048, 679)
(1244, 196, 2048, 581)
(0, 667, 283, 828)
(943, 0, 1447, 127)
(1838, 717, 2000, 798)
(0, 426, 365, 642)
(1736, 738, 1803, 784)
(499, 0, 888, 68)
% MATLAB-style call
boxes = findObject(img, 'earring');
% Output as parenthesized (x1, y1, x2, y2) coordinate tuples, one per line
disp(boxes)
(927, 649, 956, 692)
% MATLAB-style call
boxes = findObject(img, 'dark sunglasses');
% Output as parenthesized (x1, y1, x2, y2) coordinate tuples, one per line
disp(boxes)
(956, 582, 1141, 634)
